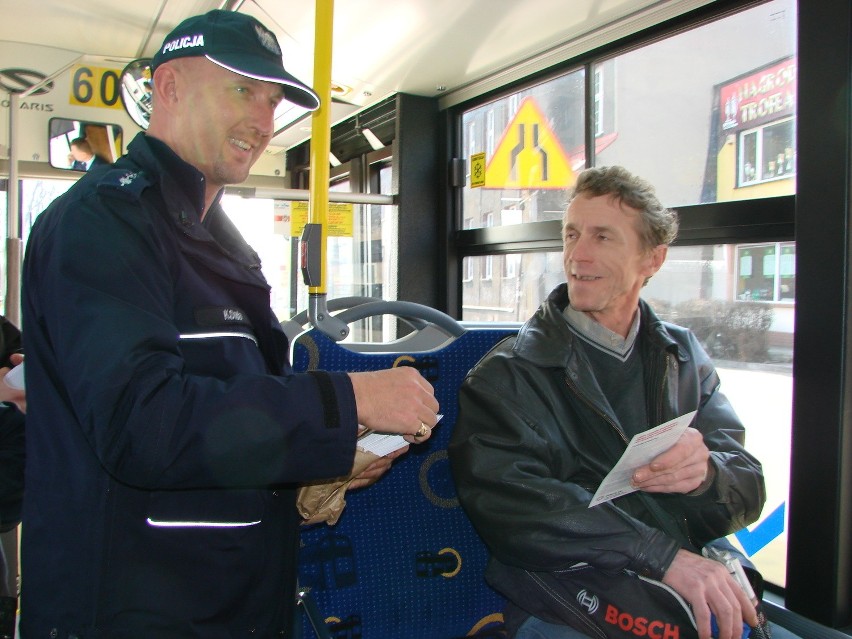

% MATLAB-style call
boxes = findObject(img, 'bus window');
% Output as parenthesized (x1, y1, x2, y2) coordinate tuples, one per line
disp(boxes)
(594, 0, 796, 207)
(458, 0, 797, 591)
(646, 243, 793, 587)
(20, 178, 74, 244)
(461, 67, 586, 231)
(0, 178, 75, 313)
(222, 190, 399, 344)
(462, 251, 563, 323)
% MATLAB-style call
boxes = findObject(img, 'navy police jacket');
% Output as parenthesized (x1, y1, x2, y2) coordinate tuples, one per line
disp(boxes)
(21, 133, 358, 638)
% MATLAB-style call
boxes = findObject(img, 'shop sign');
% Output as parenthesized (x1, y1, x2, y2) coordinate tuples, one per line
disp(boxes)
(720, 56, 796, 132)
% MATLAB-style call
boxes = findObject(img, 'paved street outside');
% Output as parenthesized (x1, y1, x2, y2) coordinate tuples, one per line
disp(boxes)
(716, 364, 792, 586)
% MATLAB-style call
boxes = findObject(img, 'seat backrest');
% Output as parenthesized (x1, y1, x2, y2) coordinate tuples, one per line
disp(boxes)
(293, 326, 518, 639)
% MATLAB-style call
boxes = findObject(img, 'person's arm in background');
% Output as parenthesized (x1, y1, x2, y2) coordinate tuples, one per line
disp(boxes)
(0, 353, 25, 414)
(0, 402, 25, 534)
(0, 317, 25, 413)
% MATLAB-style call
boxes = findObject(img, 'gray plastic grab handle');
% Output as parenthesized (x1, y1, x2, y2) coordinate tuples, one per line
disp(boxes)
(334, 301, 465, 338)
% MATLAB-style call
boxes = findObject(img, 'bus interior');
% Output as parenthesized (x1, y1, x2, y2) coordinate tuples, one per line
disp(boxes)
(2, 0, 852, 637)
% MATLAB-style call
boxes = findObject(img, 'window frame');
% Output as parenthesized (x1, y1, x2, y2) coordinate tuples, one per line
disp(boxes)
(446, 0, 815, 611)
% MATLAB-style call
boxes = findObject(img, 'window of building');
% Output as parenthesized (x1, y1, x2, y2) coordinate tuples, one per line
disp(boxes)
(593, 66, 605, 138)
(736, 242, 795, 302)
(508, 94, 520, 117)
(739, 118, 795, 186)
(503, 253, 521, 279)
(486, 110, 496, 158)
(594, 3, 796, 206)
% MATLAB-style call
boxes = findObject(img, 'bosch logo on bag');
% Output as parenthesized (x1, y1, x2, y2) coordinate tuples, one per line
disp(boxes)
(604, 604, 681, 639)
(576, 589, 599, 614)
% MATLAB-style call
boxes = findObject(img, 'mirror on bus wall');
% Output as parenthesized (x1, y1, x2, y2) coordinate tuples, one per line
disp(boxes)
(120, 58, 153, 130)
(48, 118, 123, 172)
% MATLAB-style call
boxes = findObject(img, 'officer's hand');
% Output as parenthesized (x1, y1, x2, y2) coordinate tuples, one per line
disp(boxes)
(348, 367, 439, 443)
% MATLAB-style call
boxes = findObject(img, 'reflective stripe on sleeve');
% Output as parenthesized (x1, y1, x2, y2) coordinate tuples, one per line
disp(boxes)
(146, 517, 261, 528)
(178, 331, 258, 346)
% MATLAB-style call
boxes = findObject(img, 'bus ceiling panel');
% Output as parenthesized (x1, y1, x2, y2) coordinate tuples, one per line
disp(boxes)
(4, 0, 720, 153)
(438, 0, 717, 109)
(0, 0, 221, 62)
(253, 0, 716, 150)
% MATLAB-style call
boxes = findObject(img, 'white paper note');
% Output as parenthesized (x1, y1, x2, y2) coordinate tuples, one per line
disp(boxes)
(356, 414, 444, 457)
(3, 363, 24, 390)
(588, 410, 697, 507)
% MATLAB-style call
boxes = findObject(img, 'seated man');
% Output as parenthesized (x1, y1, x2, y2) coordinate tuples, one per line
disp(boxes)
(449, 166, 779, 639)
(68, 137, 106, 171)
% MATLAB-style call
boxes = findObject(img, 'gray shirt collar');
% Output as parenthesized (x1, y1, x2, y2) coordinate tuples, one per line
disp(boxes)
(562, 304, 641, 361)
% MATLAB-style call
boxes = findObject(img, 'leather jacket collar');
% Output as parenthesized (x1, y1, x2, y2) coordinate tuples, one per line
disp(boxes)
(512, 284, 690, 370)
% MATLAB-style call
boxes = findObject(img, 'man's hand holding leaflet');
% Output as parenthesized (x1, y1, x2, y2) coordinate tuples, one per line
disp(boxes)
(589, 410, 697, 507)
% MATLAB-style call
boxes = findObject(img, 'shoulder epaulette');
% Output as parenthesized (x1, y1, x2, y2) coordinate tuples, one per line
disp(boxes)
(97, 168, 152, 202)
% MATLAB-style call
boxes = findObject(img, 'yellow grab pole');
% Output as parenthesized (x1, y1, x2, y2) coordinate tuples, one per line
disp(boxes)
(305, 0, 349, 339)
(308, 0, 333, 294)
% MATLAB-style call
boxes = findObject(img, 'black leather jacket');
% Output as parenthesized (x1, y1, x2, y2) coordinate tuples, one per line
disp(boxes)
(449, 284, 765, 582)
(0, 315, 23, 533)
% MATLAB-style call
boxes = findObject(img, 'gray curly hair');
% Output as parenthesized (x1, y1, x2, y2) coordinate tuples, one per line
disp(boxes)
(567, 166, 679, 250)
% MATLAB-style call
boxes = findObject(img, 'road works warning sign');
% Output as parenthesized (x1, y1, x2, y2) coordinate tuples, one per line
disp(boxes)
(483, 96, 574, 190)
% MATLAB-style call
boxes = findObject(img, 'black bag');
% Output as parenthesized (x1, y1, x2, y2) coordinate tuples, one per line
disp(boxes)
(489, 541, 770, 639)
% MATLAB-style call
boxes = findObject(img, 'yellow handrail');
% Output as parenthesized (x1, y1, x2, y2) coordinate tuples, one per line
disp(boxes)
(307, 0, 333, 295)
(304, 0, 349, 339)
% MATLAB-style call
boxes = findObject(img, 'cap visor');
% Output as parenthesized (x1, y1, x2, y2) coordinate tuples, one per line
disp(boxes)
(207, 55, 320, 110)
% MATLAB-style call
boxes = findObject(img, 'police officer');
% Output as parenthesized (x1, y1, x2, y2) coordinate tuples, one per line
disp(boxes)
(20, 10, 438, 638)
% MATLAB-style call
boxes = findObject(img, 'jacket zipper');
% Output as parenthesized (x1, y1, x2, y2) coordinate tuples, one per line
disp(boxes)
(563, 372, 628, 446)
(652, 353, 699, 549)
(566, 362, 698, 549)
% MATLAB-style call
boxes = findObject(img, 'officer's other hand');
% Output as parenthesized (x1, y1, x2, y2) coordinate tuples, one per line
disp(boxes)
(348, 446, 409, 490)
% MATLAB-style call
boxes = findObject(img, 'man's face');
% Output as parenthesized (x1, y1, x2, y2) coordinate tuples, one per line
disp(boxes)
(172, 59, 284, 190)
(562, 194, 666, 334)
(70, 145, 89, 162)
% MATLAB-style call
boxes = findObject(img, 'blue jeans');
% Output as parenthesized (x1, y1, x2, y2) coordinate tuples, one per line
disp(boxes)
(514, 614, 804, 639)
(514, 615, 591, 639)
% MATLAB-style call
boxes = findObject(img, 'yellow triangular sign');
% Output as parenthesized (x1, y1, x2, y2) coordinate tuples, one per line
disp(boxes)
(484, 96, 575, 190)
